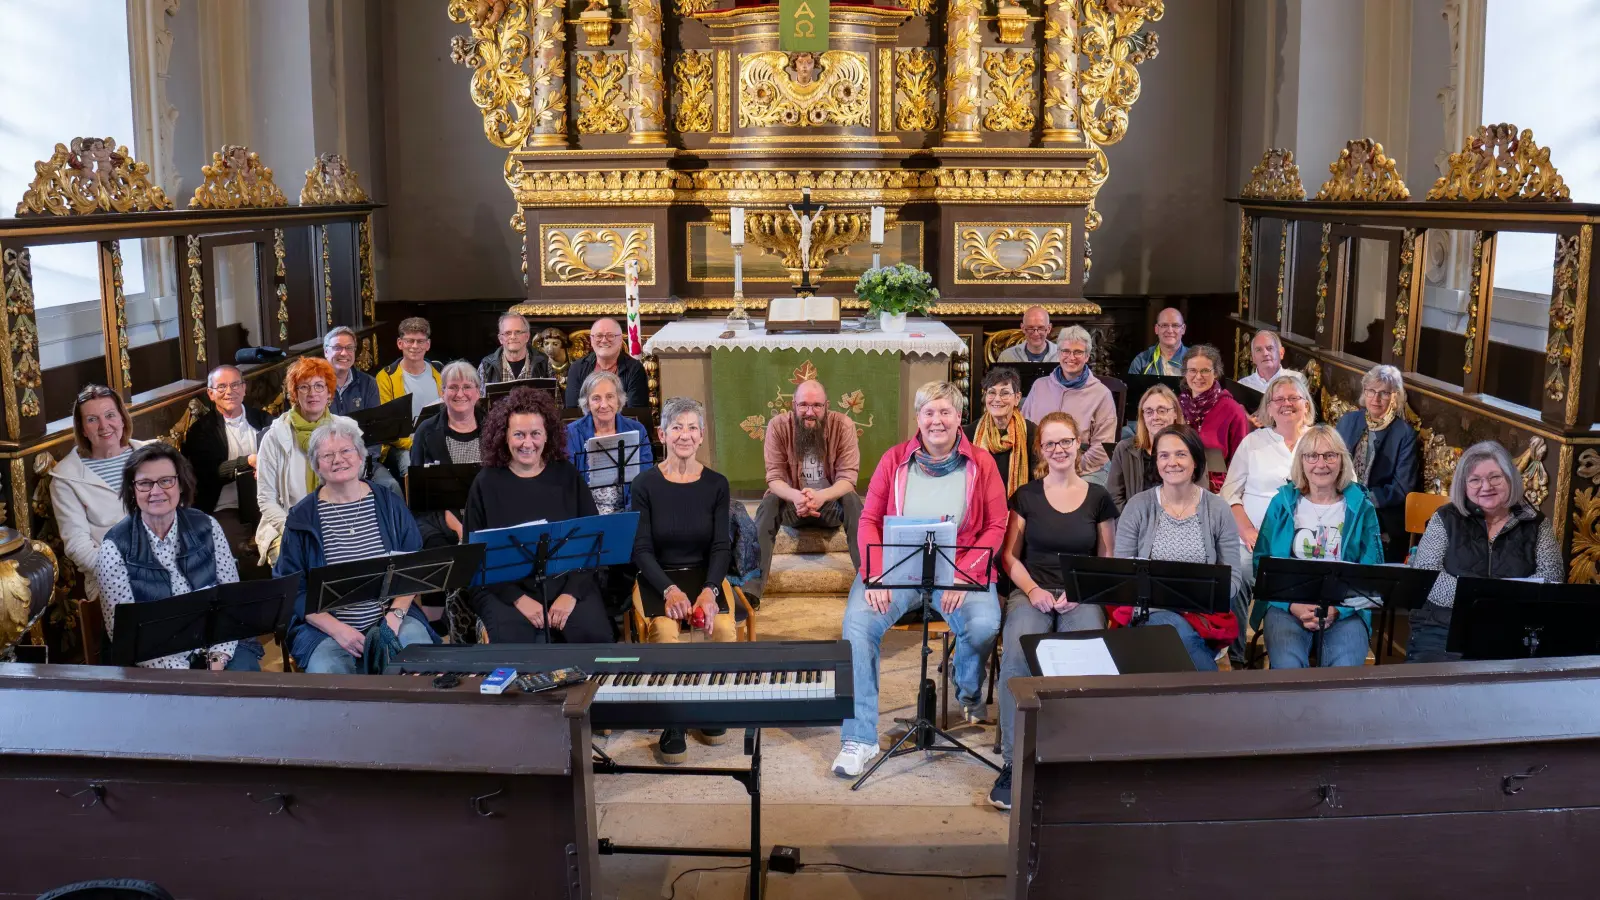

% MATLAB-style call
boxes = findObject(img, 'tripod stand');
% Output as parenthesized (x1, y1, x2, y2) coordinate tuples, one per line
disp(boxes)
(853, 530, 1001, 791)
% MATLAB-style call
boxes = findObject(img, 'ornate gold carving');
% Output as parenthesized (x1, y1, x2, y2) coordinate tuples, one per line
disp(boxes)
(1319, 388, 1356, 424)
(1076, 0, 1162, 146)
(188, 145, 287, 209)
(359, 219, 376, 320)
(1546, 232, 1582, 402)
(277, 284, 289, 344)
(1464, 231, 1485, 375)
(448, 0, 535, 149)
(579, 0, 612, 46)
(320, 226, 334, 327)
(300, 152, 369, 205)
(716, 50, 730, 133)
(673, 51, 714, 133)
(902, 0, 934, 13)
(1, 249, 41, 420)
(690, 169, 928, 193)
(738, 51, 870, 128)
(981, 49, 1036, 132)
(1427, 124, 1570, 202)
(942, 0, 983, 139)
(733, 210, 883, 280)
(576, 52, 630, 134)
(996, 0, 1031, 43)
(1314, 223, 1330, 334)
(511, 300, 684, 316)
(1303, 358, 1322, 395)
(1514, 436, 1549, 508)
(934, 300, 1101, 316)
(984, 329, 1024, 363)
(625, 0, 667, 140)
(895, 49, 938, 132)
(1421, 428, 1461, 495)
(1571, 226, 1595, 426)
(185, 236, 205, 364)
(1236, 213, 1252, 317)
(932, 167, 1099, 203)
(158, 398, 208, 450)
(1570, 483, 1600, 584)
(956, 224, 1069, 283)
(1315, 138, 1410, 201)
(107, 242, 132, 391)
(273, 229, 287, 278)
(16, 137, 173, 216)
(1240, 148, 1306, 200)
(357, 335, 378, 373)
(1394, 227, 1417, 358)
(1233, 327, 1250, 379)
(541, 225, 656, 284)
(879, 48, 893, 133)
(512, 168, 679, 206)
(676, 0, 714, 12)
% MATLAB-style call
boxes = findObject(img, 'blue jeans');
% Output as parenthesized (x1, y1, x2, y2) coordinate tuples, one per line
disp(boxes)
(223, 638, 265, 672)
(1263, 605, 1370, 668)
(304, 616, 432, 674)
(998, 590, 1105, 764)
(1136, 610, 1217, 671)
(1405, 602, 1458, 663)
(839, 576, 1000, 746)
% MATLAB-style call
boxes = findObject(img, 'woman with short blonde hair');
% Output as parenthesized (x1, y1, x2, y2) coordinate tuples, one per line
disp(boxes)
(1335, 364, 1418, 561)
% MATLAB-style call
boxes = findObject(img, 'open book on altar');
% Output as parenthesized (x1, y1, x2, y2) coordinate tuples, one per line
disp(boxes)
(765, 295, 842, 334)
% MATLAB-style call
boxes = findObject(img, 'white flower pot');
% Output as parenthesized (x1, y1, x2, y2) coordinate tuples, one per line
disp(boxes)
(879, 311, 907, 333)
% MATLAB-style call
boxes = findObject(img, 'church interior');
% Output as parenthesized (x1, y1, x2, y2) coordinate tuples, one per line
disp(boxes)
(2, 0, 1599, 897)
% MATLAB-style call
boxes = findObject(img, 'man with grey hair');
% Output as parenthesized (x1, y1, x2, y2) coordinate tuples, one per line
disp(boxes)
(182, 365, 274, 574)
(997, 306, 1057, 363)
(478, 311, 552, 386)
(564, 317, 650, 409)
(1129, 307, 1187, 375)
(1020, 325, 1117, 481)
(324, 326, 381, 417)
(751, 379, 863, 605)
(1237, 329, 1286, 391)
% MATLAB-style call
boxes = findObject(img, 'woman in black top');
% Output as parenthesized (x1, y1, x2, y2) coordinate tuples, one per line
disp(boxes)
(964, 366, 1037, 500)
(989, 411, 1118, 810)
(410, 360, 483, 548)
(464, 387, 612, 644)
(631, 396, 733, 762)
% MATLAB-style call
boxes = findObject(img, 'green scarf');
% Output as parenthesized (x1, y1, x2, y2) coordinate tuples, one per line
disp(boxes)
(287, 408, 324, 493)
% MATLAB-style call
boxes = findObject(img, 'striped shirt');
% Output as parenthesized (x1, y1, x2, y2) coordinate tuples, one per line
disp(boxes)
(317, 493, 388, 631)
(84, 450, 132, 493)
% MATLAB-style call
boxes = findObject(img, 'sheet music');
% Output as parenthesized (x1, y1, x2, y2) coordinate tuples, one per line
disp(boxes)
(1036, 638, 1119, 677)
(877, 517, 957, 588)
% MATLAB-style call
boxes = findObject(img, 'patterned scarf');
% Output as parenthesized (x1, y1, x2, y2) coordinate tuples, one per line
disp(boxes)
(287, 408, 324, 493)
(913, 436, 967, 479)
(1052, 365, 1091, 391)
(1180, 381, 1225, 428)
(972, 410, 1029, 496)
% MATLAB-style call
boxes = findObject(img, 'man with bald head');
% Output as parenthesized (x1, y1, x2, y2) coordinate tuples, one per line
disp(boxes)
(750, 379, 863, 605)
(1129, 307, 1188, 375)
(997, 306, 1057, 363)
(564, 317, 650, 408)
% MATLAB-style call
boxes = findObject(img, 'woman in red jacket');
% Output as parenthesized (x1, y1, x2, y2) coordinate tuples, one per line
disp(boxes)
(831, 381, 1008, 779)
(1178, 344, 1250, 489)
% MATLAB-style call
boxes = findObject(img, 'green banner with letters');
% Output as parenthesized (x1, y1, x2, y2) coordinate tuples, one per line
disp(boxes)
(779, 0, 829, 52)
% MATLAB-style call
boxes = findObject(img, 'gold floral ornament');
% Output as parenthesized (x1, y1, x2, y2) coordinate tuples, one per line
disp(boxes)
(448, 0, 534, 149)
(1075, 0, 1163, 147)
(739, 51, 870, 128)
(1315, 138, 1410, 201)
(731, 209, 888, 281)
(894, 49, 938, 131)
(300, 152, 369, 205)
(1426, 124, 1570, 202)
(1512, 436, 1549, 508)
(544, 227, 652, 282)
(673, 51, 714, 133)
(1546, 233, 1582, 402)
(1239, 148, 1306, 200)
(576, 52, 630, 134)
(1393, 227, 1417, 357)
(2, 249, 43, 419)
(958, 226, 1068, 282)
(189, 145, 287, 209)
(981, 49, 1037, 132)
(15, 137, 173, 216)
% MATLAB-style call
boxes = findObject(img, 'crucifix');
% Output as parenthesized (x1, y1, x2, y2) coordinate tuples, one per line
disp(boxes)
(788, 186, 825, 297)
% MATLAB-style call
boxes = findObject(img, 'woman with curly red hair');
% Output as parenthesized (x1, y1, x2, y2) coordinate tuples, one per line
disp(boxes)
(464, 386, 613, 643)
(255, 356, 353, 565)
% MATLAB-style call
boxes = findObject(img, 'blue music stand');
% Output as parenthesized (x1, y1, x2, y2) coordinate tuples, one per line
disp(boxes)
(469, 512, 639, 589)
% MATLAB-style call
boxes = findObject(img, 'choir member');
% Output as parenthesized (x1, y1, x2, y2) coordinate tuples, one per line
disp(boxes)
(1019, 326, 1116, 484)
(1106, 384, 1184, 511)
(50, 385, 147, 604)
(1334, 364, 1419, 562)
(965, 366, 1037, 500)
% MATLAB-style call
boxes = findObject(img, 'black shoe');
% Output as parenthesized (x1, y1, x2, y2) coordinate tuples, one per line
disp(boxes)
(657, 728, 688, 764)
(695, 728, 729, 746)
(988, 764, 1012, 811)
(746, 593, 762, 610)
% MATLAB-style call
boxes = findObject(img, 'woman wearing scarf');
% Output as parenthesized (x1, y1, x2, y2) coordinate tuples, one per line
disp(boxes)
(1019, 325, 1117, 484)
(965, 366, 1036, 499)
(256, 356, 358, 565)
(831, 381, 1007, 779)
(1335, 364, 1419, 562)
(1178, 344, 1251, 490)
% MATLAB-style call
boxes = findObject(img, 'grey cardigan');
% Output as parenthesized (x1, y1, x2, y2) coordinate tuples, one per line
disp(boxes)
(1113, 485, 1246, 599)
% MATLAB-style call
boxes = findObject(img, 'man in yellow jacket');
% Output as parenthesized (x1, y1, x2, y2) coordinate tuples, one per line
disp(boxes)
(376, 316, 442, 483)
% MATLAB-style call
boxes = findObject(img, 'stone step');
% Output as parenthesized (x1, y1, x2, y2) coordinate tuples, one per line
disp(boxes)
(764, 550, 856, 598)
(774, 525, 852, 555)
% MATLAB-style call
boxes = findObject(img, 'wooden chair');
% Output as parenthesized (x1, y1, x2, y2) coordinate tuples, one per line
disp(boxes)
(1099, 374, 1128, 434)
(75, 596, 103, 665)
(626, 579, 756, 644)
(1406, 492, 1450, 546)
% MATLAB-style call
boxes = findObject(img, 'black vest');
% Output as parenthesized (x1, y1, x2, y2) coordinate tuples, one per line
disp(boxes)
(105, 508, 219, 603)
(1438, 503, 1542, 581)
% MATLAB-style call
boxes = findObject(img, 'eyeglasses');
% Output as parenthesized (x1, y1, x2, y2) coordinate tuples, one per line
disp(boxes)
(316, 447, 362, 465)
(1041, 438, 1077, 452)
(399, 337, 429, 347)
(1303, 451, 1342, 463)
(1271, 395, 1305, 407)
(499, 329, 529, 338)
(984, 388, 1016, 399)
(590, 332, 622, 342)
(1059, 349, 1088, 359)
(295, 383, 329, 396)
(134, 476, 179, 493)
(1021, 326, 1051, 335)
(1185, 368, 1215, 377)
(444, 384, 478, 395)
(793, 401, 827, 410)
(209, 382, 245, 394)
(1363, 388, 1396, 401)
(1141, 405, 1175, 417)
(1467, 473, 1508, 489)
(1155, 322, 1184, 330)
(327, 343, 356, 355)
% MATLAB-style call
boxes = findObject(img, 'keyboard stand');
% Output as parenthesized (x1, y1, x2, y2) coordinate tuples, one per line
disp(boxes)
(594, 726, 768, 900)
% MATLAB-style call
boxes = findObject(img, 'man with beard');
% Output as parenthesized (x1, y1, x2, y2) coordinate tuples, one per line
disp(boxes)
(751, 379, 862, 606)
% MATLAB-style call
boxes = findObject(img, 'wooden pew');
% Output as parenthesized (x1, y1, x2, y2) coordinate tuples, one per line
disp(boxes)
(0, 664, 599, 899)
(1008, 658, 1600, 899)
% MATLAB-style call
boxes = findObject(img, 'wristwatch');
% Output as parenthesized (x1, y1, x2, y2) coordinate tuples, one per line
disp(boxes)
(705, 584, 721, 602)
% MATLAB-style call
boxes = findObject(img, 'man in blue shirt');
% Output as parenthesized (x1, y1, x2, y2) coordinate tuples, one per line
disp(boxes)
(1128, 307, 1188, 375)
(322, 325, 400, 495)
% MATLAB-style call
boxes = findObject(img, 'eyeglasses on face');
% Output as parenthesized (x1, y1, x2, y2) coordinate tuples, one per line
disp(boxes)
(590, 332, 622, 342)
(210, 382, 245, 394)
(316, 447, 362, 465)
(134, 476, 179, 493)
(1303, 451, 1342, 463)
(1041, 437, 1077, 452)
(793, 401, 827, 410)
(1185, 367, 1214, 377)
(1142, 404, 1175, 417)
(1467, 473, 1508, 489)
(1271, 395, 1305, 407)
(295, 383, 329, 396)
(1363, 388, 1395, 400)
(984, 388, 1016, 399)
(399, 337, 429, 347)
(328, 342, 356, 355)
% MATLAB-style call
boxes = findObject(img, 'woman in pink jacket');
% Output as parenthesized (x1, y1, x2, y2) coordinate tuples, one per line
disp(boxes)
(831, 381, 1008, 779)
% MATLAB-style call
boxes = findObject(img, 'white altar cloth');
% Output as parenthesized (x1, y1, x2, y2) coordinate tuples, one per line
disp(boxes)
(644, 317, 965, 356)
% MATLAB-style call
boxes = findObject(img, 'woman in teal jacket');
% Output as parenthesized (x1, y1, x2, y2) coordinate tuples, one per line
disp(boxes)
(1252, 423, 1383, 668)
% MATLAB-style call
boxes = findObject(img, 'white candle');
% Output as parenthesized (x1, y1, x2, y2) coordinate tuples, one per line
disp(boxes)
(730, 207, 744, 246)
(870, 206, 885, 244)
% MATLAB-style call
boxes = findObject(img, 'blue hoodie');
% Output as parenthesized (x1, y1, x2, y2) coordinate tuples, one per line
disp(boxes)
(1250, 481, 1384, 630)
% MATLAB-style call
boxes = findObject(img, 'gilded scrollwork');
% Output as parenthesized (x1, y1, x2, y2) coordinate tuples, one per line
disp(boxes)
(1236, 213, 1252, 317)
(1314, 223, 1330, 334)
(1394, 227, 1417, 358)
(625, 0, 667, 142)
(185, 236, 205, 365)
(879, 49, 893, 133)
(448, 0, 534, 149)
(107, 242, 132, 391)
(1239, 148, 1306, 200)
(541, 225, 656, 283)
(738, 51, 871, 128)
(511, 300, 684, 317)
(359, 219, 377, 321)
(16, 137, 173, 216)
(942, 0, 983, 139)
(1464, 231, 1485, 375)
(1315, 138, 1410, 201)
(672, 51, 714, 133)
(729, 210, 885, 278)
(1513, 436, 1549, 508)
(576, 52, 630, 134)
(319, 226, 334, 327)
(1426, 123, 1570, 202)
(981, 49, 1036, 132)
(1075, 0, 1163, 147)
(1318, 387, 1355, 424)
(1546, 233, 1582, 403)
(512, 168, 679, 207)
(189, 145, 288, 209)
(676, 0, 714, 12)
(273, 229, 287, 278)
(277, 284, 290, 344)
(716, 50, 730, 133)
(894, 49, 939, 132)
(1, 249, 42, 421)
(300, 152, 369, 205)
(955, 224, 1069, 283)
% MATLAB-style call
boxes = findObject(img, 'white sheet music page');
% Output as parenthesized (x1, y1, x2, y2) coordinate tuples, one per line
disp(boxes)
(1036, 638, 1120, 677)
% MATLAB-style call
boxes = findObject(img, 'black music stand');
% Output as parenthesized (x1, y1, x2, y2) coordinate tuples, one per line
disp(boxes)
(581, 432, 645, 491)
(109, 574, 300, 668)
(485, 377, 559, 407)
(1255, 557, 1435, 666)
(1225, 378, 1264, 415)
(1120, 374, 1183, 425)
(346, 394, 414, 446)
(852, 530, 999, 791)
(1447, 578, 1600, 660)
(1060, 553, 1233, 627)
(1003, 362, 1059, 399)
(1021, 626, 1196, 676)
(405, 463, 479, 512)
(470, 513, 638, 639)
(307, 544, 486, 620)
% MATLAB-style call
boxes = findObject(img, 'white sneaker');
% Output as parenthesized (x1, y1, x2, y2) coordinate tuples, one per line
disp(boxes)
(831, 740, 881, 777)
(962, 701, 985, 725)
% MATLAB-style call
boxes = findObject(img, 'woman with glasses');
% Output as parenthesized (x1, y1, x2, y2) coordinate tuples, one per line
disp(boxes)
(1252, 425, 1383, 668)
(1178, 345, 1251, 487)
(1222, 371, 1316, 555)
(1107, 384, 1185, 511)
(256, 357, 354, 566)
(95, 443, 256, 670)
(1406, 441, 1563, 662)
(408, 360, 484, 547)
(1334, 365, 1419, 562)
(965, 366, 1037, 499)
(568, 369, 655, 514)
(1019, 326, 1117, 484)
(50, 385, 148, 604)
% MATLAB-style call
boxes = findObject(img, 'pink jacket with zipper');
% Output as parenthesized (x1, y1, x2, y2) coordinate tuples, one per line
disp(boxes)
(858, 432, 1008, 588)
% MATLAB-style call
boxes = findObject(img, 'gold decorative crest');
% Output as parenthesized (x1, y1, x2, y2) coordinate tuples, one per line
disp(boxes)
(1315, 138, 1410, 201)
(448, 0, 534, 149)
(300, 152, 369, 205)
(15, 137, 174, 216)
(981, 49, 1037, 132)
(541, 224, 656, 283)
(955, 224, 1069, 283)
(1426, 123, 1570, 201)
(1076, 0, 1163, 146)
(189, 145, 288, 209)
(676, 0, 714, 12)
(739, 51, 871, 128)
(894, 49, 939, 131)
(576, 52, 630, 134)
(1240, 148, 1306, 200)
(673, 51, 714, 133)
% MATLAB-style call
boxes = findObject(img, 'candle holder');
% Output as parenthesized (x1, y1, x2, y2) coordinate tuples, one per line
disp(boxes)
(726, 243, 750, 330)
(871, 242, 883, 271)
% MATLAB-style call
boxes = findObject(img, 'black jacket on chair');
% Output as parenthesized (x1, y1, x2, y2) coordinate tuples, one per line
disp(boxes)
(182, 406, 273, 519)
